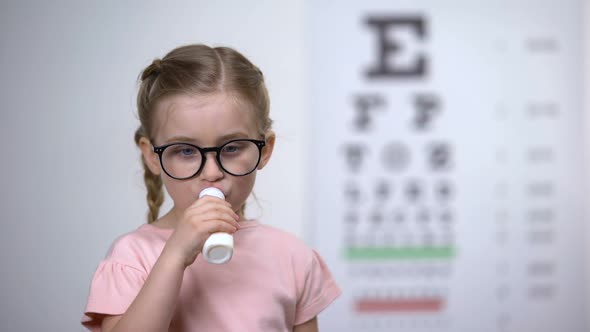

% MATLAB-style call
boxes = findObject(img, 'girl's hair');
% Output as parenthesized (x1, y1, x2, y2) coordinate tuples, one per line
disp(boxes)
(134, 44, 272, 223)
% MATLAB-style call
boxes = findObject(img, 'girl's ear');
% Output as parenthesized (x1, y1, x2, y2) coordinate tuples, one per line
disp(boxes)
(257, 131, 275, 170)
(139, 137, 162, 176)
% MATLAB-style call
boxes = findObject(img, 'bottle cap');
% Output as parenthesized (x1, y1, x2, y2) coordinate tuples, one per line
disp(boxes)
(198, 187, 225, 200)
(202, 233, 234, 264)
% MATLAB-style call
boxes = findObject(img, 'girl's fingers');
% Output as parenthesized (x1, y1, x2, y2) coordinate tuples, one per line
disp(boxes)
(183, 206, 240, 228)
(186, 204, 240, 222)
(191, 211, 240, 229)
(192, 196, 233, 209)
(185, 218, 238, 235)
(207, 220, 239, 234)
(187, 197, 240, 219)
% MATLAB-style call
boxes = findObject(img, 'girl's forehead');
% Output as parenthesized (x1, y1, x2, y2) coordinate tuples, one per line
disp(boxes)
(152, 93, 259, 143)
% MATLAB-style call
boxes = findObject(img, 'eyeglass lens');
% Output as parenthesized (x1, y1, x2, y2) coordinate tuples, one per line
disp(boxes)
(161, 140, 261, 178)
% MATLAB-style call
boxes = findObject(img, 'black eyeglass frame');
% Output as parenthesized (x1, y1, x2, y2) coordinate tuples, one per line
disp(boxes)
(152, 139, 266, 179)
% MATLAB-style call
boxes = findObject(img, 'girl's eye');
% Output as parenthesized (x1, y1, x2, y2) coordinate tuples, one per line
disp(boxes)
(222, 144, 240, 153)
(180, 148, 195, 156)
(171, 145, 198, 157)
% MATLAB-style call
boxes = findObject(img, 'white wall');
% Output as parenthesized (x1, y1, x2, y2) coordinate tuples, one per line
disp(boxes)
(585, 0, 590, 329)
(0, 1, 588, 331)
(0, 1, 307, 330)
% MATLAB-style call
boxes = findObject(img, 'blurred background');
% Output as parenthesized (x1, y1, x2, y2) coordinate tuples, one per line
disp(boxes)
(0, 0, 588, 331)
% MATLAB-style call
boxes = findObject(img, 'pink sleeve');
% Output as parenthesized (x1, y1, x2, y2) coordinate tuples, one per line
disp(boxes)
(81, 260, 147, 331)
(294, 249, 341, 326)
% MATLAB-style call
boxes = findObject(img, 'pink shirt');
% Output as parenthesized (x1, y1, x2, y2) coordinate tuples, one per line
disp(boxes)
(82, 220, 341, 331)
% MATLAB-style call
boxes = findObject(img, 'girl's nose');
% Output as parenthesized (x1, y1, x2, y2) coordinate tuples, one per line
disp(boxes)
(200, 154, 224, 181)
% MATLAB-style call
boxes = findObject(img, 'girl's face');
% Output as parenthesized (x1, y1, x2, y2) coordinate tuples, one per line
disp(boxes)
(140, 92, 274, 216)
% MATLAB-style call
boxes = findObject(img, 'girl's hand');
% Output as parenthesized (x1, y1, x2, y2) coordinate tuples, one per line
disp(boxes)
(163, 196, 240, 268)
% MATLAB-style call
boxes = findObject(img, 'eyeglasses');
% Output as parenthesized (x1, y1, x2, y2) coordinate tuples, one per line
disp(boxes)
(152, 139, 266, 179)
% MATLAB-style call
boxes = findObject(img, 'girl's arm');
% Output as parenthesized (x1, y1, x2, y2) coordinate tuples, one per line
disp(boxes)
(294, 317, 319, 332)
(100, 248, 186, 332)
(100, 197, 240, 332)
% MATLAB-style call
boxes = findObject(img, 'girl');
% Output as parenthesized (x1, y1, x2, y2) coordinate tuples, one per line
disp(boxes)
(81, 44, 341, 332)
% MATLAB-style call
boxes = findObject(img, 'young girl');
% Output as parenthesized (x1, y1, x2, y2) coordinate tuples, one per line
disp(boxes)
(81, 44, 341, 332)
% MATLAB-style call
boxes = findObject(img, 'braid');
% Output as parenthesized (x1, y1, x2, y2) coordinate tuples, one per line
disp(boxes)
(142, 158, 164, 223)
(135, 127, 164, 224)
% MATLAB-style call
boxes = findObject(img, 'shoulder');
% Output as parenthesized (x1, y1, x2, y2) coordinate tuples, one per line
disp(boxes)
(250, 222, 312, 254)
(244, 222, 320, 271)
(106, 224, 155, 256)
(250, 223, 341, 321)
(253, 222, 303, 242)
(104, 224, 169, 269)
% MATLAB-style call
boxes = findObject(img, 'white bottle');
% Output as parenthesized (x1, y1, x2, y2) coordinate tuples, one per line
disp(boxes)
(199, 187, 234, 264)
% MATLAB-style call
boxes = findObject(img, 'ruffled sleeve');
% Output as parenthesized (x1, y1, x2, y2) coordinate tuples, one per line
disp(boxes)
(81, 259, 147, 331)
(294, 249, 341, 325)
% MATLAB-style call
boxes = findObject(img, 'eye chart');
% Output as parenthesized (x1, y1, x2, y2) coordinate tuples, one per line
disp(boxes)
(310, 1, 587, 331)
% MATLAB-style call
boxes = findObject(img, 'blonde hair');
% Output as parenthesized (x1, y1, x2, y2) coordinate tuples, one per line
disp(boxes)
(134, 44, 273, 223)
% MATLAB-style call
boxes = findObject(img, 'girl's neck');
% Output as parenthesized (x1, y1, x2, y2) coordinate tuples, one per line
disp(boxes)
(149, 209, 177, 229)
